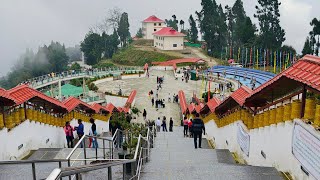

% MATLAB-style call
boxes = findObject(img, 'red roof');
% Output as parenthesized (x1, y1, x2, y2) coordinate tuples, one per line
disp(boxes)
(153, 27, 186, 37)
(230, 86, 253, 106)
(187, 103, 195, 113)
(152, 58, 203, 70)
(0, 88, 16, 106)
(63, 97, 94, 112)
(247, 55, 320, 101)
(204, 97, 221, 113)
(283, 55, 320, 91)
(143, 15, 165, 23)
(126, 90, 137, 105)
(106, 103, 119, 113)
(195, 103, 204, 113)
(7, 85, 67, 110)
(178, 90, 187, 114)
(91, 103, 109, 113)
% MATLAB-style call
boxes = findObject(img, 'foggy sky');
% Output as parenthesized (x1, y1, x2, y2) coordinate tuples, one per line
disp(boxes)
(0, 0, 319, 76)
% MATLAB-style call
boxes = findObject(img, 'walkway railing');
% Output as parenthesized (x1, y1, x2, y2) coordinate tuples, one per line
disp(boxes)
(47, 125, 156, 180)
(26, 66, 144, 89)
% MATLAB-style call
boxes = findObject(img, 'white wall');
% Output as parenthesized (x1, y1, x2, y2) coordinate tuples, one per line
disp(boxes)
(154, 36, 184, 51)
(205, 119, 315, 180)
(0, 120, 65, 160)
(0, 119, 109, 161)
(143, 22, 166, 39)
(163, 36, 184, 50)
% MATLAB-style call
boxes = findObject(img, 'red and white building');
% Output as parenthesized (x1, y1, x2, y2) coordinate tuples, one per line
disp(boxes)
(153, 27, 186, 50)
(142, 15, 166, 39)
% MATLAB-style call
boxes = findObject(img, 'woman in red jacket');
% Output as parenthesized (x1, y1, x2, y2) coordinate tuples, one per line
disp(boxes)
(64, 121, 74, 148)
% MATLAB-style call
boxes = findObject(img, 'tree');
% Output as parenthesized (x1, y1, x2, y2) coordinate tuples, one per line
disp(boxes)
(239, 17, 256, 46)
(70, 62, 81, 70)
(92, 7, 123, 34)
(117, 12, 130, 47)
(102, 29, 120, 58)
(302, 37, 313, 56)
(47, 42, 69, 72)
(136, 28, 143, 38)
(179, 20, 185, 31)
(255, 0, 285, 49)
(197, 0, 226, 57)
(281, 45, 296, 55)
(188, 15, 198, 43)
(165, 15, 179, 31)
(310, 18, 320, 56)
(80, 32, 104, 65)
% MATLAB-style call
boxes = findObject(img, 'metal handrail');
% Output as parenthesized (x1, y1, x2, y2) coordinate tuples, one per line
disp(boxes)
(47, 125, 156, 180)
(0, 159, 68, 165)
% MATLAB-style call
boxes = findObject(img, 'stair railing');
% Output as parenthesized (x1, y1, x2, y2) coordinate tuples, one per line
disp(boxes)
(46, 125, 156, 180)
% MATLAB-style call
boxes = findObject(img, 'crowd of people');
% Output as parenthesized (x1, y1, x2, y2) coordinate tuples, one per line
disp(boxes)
(63, 118, 98, 148)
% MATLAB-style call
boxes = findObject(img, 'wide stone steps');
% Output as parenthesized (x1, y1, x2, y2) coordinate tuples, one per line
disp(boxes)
(140, 127, 282, 180)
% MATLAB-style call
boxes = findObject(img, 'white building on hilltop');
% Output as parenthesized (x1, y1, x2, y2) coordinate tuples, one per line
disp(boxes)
(142, 15, 166, 39)
(153, 27, 186, 51)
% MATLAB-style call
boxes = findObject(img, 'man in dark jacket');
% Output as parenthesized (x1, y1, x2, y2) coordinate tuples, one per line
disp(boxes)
(192, 113, 205, 149)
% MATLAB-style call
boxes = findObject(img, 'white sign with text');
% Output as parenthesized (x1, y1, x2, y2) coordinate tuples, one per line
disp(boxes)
(237, 123, 250, 156)
(292, 121, 320, 179)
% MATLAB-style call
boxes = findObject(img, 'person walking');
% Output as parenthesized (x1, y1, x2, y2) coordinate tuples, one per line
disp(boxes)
(64, 121, 74, 148)
(169, 117, 173, 132)
(192, 113, 206, 149)
(156, 117, 161, 132)
(143, 109, 147, 121)
(151, 97, 154, 107)
(183, 116, 189, 137)
(90, 118, 99, 148)
(162, 116, 168, 132)
(75, 119, 84, 148)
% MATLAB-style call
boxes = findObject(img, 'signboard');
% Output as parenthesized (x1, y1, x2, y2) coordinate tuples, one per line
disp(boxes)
(237, 123, 250, 157)
(292, 121, 320, 179)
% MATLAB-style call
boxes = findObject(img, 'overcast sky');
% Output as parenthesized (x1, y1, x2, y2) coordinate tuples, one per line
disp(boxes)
(0, 0, 319, 76)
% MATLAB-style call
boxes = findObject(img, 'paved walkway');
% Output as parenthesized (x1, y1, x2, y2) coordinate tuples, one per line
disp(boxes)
(141, 127, 282, 180)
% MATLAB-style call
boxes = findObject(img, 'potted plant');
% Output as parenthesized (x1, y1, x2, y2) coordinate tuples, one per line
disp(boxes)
(122, 141, 128, 151)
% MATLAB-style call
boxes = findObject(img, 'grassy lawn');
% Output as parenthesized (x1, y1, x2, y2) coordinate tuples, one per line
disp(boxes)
(111, 46, 182, 66)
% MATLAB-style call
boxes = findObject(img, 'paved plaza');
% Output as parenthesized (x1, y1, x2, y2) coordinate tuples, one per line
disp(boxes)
(96, 69, 206, 125)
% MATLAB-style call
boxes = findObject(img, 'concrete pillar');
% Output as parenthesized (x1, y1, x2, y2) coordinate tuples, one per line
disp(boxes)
(58, 80, 62, 101)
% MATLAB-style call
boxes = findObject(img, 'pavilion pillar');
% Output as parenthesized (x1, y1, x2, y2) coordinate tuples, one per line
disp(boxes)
(24, 103, 27, 120)
(58, 80, 62, 101)
(82, 77, 86, 97)
(300, 85, 307, 118)
(1, 103, 5, 127)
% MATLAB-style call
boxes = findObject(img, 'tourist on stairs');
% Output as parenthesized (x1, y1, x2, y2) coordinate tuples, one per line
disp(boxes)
(183, 116, 189, 137)
(75, 119, 84, 148)
(90, 118, 99, 148)
(192, 113, 205, 149)
(64, 121, 74, 148)
(188, 119, 193, 138)
(169, 117, 173, 132)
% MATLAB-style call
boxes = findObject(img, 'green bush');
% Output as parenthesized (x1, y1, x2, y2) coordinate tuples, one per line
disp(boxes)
(112, 46, 182, 66)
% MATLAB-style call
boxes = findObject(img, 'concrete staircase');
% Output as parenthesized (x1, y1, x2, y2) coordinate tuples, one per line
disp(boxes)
(140, 126, 282, 180)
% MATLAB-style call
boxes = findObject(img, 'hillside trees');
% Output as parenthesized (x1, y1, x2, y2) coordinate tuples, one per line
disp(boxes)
(254, 0, 285, 49)
(188, 15, 198, 43)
